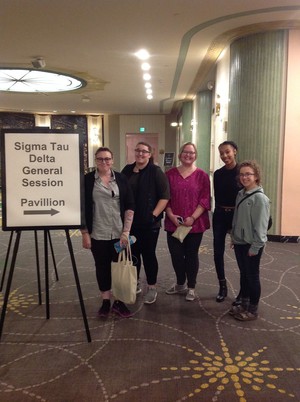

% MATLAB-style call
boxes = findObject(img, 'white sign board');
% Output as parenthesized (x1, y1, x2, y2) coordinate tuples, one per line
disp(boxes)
(1, 130, 84, 230)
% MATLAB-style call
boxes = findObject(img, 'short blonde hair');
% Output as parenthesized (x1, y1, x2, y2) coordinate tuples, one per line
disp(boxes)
(179, 142, 198, 159)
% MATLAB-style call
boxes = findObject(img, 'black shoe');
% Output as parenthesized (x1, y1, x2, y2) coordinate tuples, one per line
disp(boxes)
(112, 301, 133, 318)
(98, 299, 111, 317)
(216, 279, 227, 303)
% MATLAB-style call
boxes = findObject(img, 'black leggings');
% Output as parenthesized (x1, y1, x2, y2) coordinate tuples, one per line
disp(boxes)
(91, 238, 119, 292)
(167, 232, 203, 288)
(234, 244, 263, 306)
(212, 208, 234, 280)
(130, 227, 160, 286)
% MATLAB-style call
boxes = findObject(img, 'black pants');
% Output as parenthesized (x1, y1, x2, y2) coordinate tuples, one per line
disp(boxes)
(91, 238, 119, 292)
(167, 232, 203, 288)
(234, 244, 264, 306)
(212, 208, 234, 280)
(130, 227, 160, 286)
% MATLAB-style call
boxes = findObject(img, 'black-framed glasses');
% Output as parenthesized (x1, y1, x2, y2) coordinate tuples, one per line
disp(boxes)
(134, 149, 150, 154)
(96, 157, 112, 162)
(182, 151, 196, 155)
(239, 173, 255, 178)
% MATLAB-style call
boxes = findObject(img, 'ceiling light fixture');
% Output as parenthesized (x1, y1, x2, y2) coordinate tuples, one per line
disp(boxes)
(143, 73, 151, 81)
(81, 95, 90, 103)
(0, 68, 86, 93)
(141, 62, 150, 71)
(145, 82, 152, 89)
(135, 49, 150, 60)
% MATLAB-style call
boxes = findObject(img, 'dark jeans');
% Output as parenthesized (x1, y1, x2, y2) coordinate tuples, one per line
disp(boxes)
(131, 227, 160, 286)
(91, 238, 119, 292)
(234, 244, 264, 306)
(212, 208, 234, 280)
(167, 231, 203, 288)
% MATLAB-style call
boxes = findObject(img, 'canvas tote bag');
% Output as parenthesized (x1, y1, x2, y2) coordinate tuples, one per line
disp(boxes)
(111, 244, 137, 304)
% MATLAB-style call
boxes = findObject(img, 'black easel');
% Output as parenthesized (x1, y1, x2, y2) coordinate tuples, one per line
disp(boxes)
(0, 230, 91, 342)
(1, 231, 59, 304)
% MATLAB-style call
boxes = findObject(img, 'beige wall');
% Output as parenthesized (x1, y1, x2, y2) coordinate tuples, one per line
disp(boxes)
(282, 30, 300, 235)
(119, 115, 166, 169)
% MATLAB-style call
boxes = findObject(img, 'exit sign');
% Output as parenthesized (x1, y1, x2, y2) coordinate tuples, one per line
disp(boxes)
(139, 127, 146, 133)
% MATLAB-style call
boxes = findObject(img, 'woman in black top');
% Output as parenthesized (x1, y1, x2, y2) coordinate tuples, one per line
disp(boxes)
(122, 142, 170, 305)
(213, 141, 240, 303)
(81, 147, 135, 318)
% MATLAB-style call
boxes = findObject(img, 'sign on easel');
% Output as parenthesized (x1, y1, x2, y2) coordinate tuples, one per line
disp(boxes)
(1, 129, 84, 230)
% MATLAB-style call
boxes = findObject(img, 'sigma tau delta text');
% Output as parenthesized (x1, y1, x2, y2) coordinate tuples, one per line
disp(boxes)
(15, 141, 68, 187)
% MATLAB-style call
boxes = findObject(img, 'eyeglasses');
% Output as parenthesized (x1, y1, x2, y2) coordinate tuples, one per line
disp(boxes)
(135, 149, 150, 154)
(182, 151, 196, 155)
(239, 173, 255, 178)
(96, 157, 112, 162)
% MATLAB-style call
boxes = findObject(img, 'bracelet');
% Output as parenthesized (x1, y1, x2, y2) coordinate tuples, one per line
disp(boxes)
(81, 231, 88, 234)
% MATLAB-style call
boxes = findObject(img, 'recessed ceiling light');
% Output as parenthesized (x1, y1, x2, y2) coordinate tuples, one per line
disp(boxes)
(146, 89, 152, 95)
(145, 82, 152, 89)
(143, 73, 151, 81)
(147, 94, 153, 100)
(135, 49, 150, 60)
(0, 68, 86, 93)
(141, 62, 150, 71)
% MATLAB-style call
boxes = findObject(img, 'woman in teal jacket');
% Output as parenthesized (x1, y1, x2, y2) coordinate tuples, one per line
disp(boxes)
(231, 160, 270, 321)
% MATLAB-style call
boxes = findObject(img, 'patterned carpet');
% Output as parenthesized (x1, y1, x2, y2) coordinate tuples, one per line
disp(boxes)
(0, 226, 299, 402)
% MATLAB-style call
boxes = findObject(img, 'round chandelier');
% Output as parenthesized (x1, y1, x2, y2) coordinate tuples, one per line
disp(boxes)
(0, 68, 86, 93)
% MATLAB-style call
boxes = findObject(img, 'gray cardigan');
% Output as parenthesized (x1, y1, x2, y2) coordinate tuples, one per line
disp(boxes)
(231, 187, 270, 255)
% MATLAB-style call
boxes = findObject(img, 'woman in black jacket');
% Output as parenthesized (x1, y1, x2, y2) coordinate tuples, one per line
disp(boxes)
(122, 142, 170, 305)
(81, 147, 135, 318)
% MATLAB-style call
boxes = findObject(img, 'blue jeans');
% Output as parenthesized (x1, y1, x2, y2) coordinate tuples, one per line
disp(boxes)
(212, 208, 234, 280)
(167, 232, 203, 288)
(234, 244, 264, 306)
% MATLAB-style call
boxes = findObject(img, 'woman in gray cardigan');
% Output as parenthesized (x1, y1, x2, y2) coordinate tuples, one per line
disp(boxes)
(230, 160, 270, 321)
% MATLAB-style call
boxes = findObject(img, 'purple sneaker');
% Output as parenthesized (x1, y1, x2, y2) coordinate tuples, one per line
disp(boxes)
(112, 301, 133, 318)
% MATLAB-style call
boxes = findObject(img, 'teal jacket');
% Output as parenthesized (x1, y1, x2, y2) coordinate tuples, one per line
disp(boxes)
(231, 186, 270, 255)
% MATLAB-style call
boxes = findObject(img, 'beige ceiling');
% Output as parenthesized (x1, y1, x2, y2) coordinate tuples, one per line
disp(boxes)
(1, 0, 300, 116)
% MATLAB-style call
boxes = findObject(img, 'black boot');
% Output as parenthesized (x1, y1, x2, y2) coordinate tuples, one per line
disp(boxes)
(216, 279, 227, 302)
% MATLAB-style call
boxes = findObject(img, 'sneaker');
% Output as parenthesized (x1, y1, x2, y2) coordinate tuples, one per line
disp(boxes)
(98, 299, 111, 317)
(186, 288, 195, 301)
(112, 301, 133, 318)
(232, 292, 242, 306)
(166, 284, 188, 295)
(228, 304, 245, 316)
(234, 310, 258, 321)
(136, 282, 142, 295)
(144, 288, 157, 304)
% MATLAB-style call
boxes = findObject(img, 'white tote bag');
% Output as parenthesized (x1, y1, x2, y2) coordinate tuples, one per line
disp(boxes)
(111, 244, 137, 304)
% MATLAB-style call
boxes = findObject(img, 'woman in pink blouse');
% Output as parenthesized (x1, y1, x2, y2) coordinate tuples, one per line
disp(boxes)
(165, 142, 211, 301)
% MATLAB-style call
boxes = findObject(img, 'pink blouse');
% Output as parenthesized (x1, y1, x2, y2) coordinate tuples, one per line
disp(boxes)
(164, 167, 211, 233)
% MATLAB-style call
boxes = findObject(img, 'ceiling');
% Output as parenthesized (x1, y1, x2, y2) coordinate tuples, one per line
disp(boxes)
(1, 1, 300, 116)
